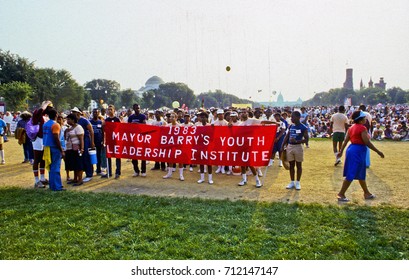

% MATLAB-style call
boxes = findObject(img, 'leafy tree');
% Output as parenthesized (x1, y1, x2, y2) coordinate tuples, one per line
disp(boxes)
(155, 82, 197, 108)
(0, 81, 32, 111)
(0, 49, 35, 84)
(84, 79, 121, 106)
(118, 89, 138, 109)
(197, 90, 257, 108)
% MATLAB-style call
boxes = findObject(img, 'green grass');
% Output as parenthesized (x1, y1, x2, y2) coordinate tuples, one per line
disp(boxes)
(0, 187, 408, 260)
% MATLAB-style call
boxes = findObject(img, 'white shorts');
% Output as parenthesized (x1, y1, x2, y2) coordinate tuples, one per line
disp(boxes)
(32, 137, 43, 151)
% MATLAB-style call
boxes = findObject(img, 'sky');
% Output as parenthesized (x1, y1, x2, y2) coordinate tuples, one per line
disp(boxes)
(1, 0, 409, 102)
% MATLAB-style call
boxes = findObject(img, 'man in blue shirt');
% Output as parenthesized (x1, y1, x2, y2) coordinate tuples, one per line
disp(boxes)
(281, 111, 309, 190)
(90, 108, 104, 175)
(128, 104, 147, 177)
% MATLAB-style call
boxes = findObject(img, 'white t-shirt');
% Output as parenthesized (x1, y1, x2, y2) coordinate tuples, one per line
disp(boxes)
(330, 113, 349, 133)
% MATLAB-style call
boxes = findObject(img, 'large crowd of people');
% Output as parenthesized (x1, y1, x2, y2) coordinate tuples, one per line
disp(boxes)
(1, 102, 407, 200)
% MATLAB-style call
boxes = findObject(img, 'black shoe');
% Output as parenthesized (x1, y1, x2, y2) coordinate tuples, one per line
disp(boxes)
(72, 182, 83, 186)
(101, 174, 108, 178)
(115, 174, 120, 179)
(151, 167, 160, 170)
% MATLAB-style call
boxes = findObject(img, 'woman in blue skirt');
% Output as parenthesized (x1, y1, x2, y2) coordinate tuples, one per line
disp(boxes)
(336, 110, 385, 202)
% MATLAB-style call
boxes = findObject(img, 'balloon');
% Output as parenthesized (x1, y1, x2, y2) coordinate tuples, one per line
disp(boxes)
(99, 99, 104, 104)
(172, 101, 180, 108)
(226, 66, 231, 71)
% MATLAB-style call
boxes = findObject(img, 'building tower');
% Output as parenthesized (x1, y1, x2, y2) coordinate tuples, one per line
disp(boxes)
(343, 68, 353, 90)
(375, 77, 386, 90)
(368, 77, 374, 88)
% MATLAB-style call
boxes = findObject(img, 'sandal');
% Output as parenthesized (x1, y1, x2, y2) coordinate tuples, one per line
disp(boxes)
(337, 196, 350, 202)
(365, 194, 376, 200)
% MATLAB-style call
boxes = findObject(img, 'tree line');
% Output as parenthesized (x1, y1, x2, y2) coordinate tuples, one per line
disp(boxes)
(0, 50, 256, 112)
(303, 87, 409, 107)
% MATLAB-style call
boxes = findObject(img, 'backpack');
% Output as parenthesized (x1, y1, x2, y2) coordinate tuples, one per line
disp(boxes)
(25, 118, 40, 141)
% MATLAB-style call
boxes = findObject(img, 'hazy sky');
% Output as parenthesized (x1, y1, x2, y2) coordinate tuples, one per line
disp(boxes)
(1, 0, 408, 102)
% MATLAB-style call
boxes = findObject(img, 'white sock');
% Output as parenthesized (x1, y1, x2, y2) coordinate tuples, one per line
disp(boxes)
(200, 173, 205, 180)
(242, 174, 247, 181)
(255, 175, 260, 181)
(0, 150, 4, 161)
(208, 174, 213, 181)
(179, 168, 184, 176)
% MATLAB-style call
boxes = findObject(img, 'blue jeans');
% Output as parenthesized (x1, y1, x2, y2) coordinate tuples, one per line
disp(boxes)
(49, 146, 63, 191)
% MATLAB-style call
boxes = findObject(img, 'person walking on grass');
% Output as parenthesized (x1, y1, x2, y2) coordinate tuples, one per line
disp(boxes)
(101, 105, 121, 179)
(281, 110, 309, 191)
(336, 110, 385, 202)
(330, 105, 349, 166)
(42, 108, 65, 191)
(0, 117, 7, 164)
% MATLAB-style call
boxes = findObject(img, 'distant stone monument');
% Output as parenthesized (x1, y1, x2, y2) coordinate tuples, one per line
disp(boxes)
(343, 68, 354, 90)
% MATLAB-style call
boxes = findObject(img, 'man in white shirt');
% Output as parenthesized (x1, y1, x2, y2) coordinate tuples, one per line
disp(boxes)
(330, 105, 349, 166)
(3, 111, 13, 137)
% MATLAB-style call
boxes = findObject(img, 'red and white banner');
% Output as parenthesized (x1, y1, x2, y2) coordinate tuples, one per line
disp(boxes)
(104, 122, 277, 166)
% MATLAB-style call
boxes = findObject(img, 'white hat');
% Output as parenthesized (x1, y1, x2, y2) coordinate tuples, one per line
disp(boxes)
(148, 110, 154, 114)
(71, 107, 81, 113)
(230, 111, 238, 117)
(216, 109, 224, 114)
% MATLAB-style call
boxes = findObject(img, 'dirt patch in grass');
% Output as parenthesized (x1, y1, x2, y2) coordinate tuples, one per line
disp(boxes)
(1, 138, 408, 208)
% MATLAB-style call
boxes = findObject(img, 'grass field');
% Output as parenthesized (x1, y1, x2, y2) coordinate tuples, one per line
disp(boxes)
(0, 138, 408, 259)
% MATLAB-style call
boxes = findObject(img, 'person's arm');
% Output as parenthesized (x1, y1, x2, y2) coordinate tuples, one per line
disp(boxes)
(361, 130, 385, 158)
(52, 124, 64, 157)
(87, 123, 95, 149)
(280, 129, 290, 152)
(337, 131, 350, 159)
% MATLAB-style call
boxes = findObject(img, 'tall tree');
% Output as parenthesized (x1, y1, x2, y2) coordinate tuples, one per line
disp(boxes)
(0, 49, 35, 85)
(84, 79, 121, 106)
(0, 81, 32, 111)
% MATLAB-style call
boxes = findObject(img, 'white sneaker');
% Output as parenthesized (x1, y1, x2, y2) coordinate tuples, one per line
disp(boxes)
(141, 173, 147, 177)
(295, 181, 301, 190)
(189, 167, 193, 172)
(83, 177, 92, 182)
(132, 172, 140, 177)
(208, 179, 214, 184)
(179, 175, 185, 181)
(256, 179, 262, 188)
(238, 179, 247, 186)
(226, 170, 232, 175)
(221, 168, 226, 174)
(197, 179, 205, 184)
(1, 160, 5, 165)
(268, 159, 273, 166)
(257, 169, 263, 177)
(279, 160, 283, 167)
(335, 158, 341, 166)
(286, 182, 295, 189)
(215, 167, 222, 174)
(163, 173, 172, 179)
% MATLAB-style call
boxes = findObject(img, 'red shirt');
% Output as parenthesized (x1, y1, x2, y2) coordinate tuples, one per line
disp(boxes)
(348, 124, 367, 145)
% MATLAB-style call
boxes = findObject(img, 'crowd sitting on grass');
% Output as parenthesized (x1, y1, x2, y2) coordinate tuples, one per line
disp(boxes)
(0, 102, 405, 200)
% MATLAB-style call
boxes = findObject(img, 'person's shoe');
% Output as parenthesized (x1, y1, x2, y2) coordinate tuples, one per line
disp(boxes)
(22, 160, 29, 163)
(179, 175, 185, 181)
(189, 166, 193, 172)
(40, 179, 49, 185)
(268, 159, 274, 166)
(364, 194, 376, 200)
(208, 179, 214, 184)
(72, 182, 83, 186)
(337, 195, 350, 202)
(257, 169, 263, 177)
(226, 170, 232, 175)
(221, 168, 226, 174)
(197, 179, 205, 184)
(67, 181, 77, 185)
(83, 177, 92, 182)
(295, 181, 301, 190)
(238, 179, 247, 186)
(114, 174, 120, 179)
(163, 173, 172, 179)
(132, 172, 140, 177)
(34, 181, 45, 188)
(150, 167, 160, 170)
(101, 174, 108, 178)
(286, 182, 295, 189)
(0, 160, 5, 165)
(256, 178, 262, 188)
(215, 167, 222, 174)
(334, 158, 341, 166)
(141, 173, 147, 177)
(279, 160, 283, 167)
